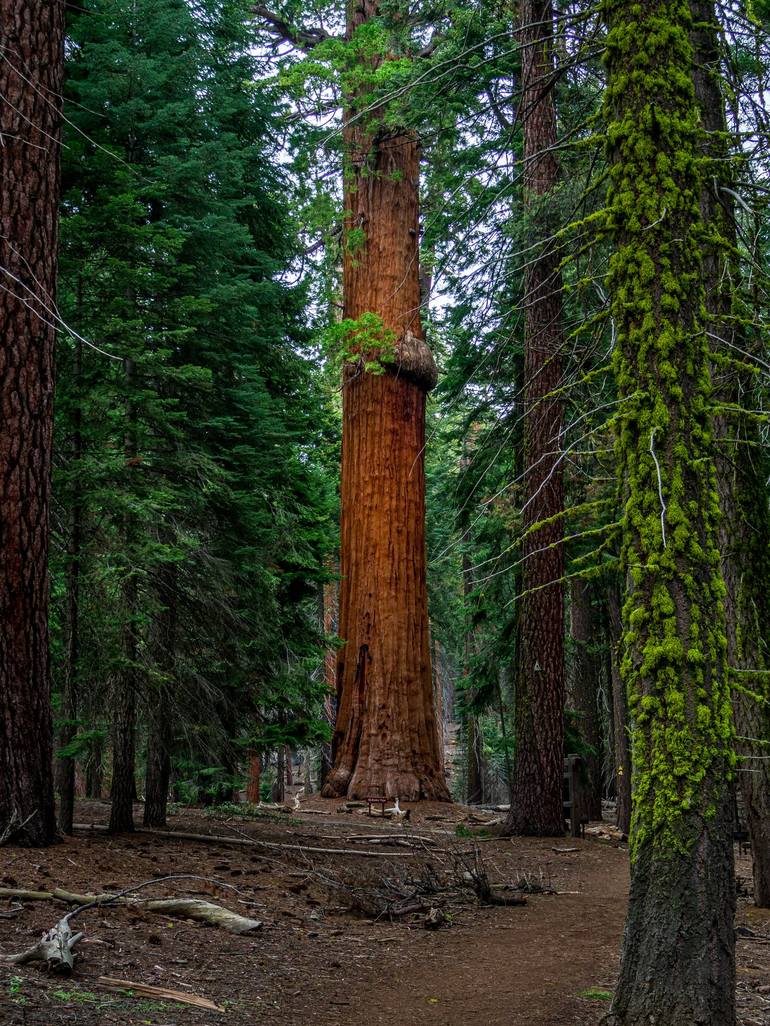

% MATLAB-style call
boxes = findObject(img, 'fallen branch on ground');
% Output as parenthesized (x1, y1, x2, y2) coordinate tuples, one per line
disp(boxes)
(1, 875, 263, 971)
(72, 823, 423, 857)
(0, 885, 262, 935)
(96, 976, 224, 1011)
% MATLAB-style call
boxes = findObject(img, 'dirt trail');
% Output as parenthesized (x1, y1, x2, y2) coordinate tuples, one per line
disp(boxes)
(0, 801, 766, 1026)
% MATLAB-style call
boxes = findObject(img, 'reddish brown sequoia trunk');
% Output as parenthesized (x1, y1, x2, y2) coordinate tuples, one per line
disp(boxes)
(0, 0, 64, 847)
(505, 0, 566, 836)
(321, 1, 447, 801)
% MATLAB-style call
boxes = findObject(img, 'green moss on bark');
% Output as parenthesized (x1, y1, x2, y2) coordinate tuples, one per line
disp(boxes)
(603, 0, 734, 861)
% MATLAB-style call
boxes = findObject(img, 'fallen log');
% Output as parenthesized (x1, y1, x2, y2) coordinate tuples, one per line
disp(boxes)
(0, 884, 262, 938)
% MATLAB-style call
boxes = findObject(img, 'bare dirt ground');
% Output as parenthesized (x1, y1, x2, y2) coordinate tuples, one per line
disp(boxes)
(0, 798, 767, 1025)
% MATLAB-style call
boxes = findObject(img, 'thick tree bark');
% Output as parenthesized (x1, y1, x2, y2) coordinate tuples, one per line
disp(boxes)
(568, 580, 603, 819)
(690, 0, 770, 909)
(505, 0, 566, 837)
(606, 583, 631, 835)
(604, 2, 736, 1023)
(321, 1, 447, 801)
(0, 0, 64, 848)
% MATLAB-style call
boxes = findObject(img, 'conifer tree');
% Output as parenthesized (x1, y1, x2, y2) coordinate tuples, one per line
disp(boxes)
(603, 0, 736, 1021)
(55, 0, 333, 827)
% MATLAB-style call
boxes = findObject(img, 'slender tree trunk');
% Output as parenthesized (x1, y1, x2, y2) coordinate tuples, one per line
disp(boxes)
(604, 2, 735, 1022)
(85, 733, 104, 799)
(56, 340, 84, 835)
(108, 356, 139, 834)
(0, 0, 64, 848)
(432, 636, 445, 761)
(143, 566, 176, 828)
(568, 579, 603, 819)
(462, 525, 484, 804)
(246, 751, 261, 804)
(607, 583, 631, 835)
(272, 749, 285, 804)
(321, 0, 447, 801)
(505, 0, 565, 837)
(319, 568, 338, 787)
(690, 0, 770, 909)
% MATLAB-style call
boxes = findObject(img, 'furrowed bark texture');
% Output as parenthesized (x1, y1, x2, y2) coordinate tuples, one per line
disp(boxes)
(321, 1, 447, 801)
(505, 0, 566, 837)
(690, 0, 770, 908)
(604, 1, 736, 1023)
(0, 0, 64, 847)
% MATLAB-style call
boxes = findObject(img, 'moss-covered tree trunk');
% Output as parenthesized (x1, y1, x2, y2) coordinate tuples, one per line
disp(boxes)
(0, 0, 64, 848)
(604, 2, 735, 1023)
(690, 0, 770, 909)
(321, 0, 448, 801)
(504, 0, 566, 837)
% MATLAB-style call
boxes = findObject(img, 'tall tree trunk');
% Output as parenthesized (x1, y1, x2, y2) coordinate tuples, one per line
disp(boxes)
(321, 0, 447, 801)
(143, 565, 176, 828)
(505, 0, 566, 837)
(108, 356, 139, 834)
(690, 0, 770, 909)
(0, 0, 64, 848)
(319, 567, 338, 787)
(246, 751, 262, 804)
(56, 337, 84, 835)
(463, 599, 484, 804)
(607, 582, 631, 835)
(604, 2, 735, 1023)
(85, 733, 104, 799)
(271, 749, 285, 804)
(568, 579, 603, 819)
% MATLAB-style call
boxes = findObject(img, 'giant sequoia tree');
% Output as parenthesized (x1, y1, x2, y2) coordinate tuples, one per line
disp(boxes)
(604, 1, 736, 1022)
(318, 2, 448, 800)
(0, 0, 63, 847)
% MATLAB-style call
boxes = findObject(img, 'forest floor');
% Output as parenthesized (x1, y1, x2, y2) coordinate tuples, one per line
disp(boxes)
(0, 798, 767, 1026)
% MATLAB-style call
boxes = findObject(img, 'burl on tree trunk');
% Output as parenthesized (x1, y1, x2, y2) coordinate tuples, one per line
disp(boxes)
(321, 14, 447, 800)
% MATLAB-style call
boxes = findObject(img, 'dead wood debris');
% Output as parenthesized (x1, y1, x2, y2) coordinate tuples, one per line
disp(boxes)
(0, 874, 263, 972)
(96, 976, 224, 1011)
(72, 823, 423, 858)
